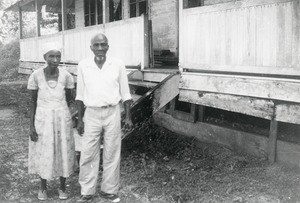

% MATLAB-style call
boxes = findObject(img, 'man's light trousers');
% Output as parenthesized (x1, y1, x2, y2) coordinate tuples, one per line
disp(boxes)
(79, 105, 121, 195)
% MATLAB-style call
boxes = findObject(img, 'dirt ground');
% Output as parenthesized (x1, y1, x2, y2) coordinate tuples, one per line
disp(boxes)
(0, 82, 300, 203)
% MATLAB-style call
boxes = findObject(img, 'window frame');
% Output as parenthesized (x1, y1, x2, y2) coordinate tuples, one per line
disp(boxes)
(129, 0, 147, 18)
(84, 0, 103, 27)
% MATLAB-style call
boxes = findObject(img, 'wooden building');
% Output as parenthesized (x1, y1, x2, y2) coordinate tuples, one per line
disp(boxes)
(6, 0, 300, 169)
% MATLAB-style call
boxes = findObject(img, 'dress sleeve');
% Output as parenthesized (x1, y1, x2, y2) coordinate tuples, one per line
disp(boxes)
(27, 71, 38, 90)
(65, 71, 75, 89)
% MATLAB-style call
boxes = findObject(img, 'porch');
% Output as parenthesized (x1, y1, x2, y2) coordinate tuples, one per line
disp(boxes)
(18, 14, 149, 75)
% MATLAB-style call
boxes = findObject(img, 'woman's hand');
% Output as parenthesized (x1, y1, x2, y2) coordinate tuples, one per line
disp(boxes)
(30, 127, 38, 142)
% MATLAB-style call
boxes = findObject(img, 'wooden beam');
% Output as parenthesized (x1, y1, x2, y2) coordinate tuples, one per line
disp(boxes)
(103, 0, 110, 24)
(148, 13, 154, 68)
(179, 73, 300, 103)
(128, 70, 144, 81)
(142, 14, 149, 69)
(198, 105, 205, 122)
(181, 64, 300, 77)
(147, 20, 152, 69)
(95, 0, 98, 24)
(153, 74, 180, 113)
(143, 72, 170, 82)
(178, 0, 183, 70)
(19, 6, 23, 39)
(61, 0, 68, 31)
(268, 119, 278, 163)
(183, 0, 294, 15)
(123, 0, 130, 19)
(179, 89, 274, 120)
(275, 103, 300, 124)
(35, 0, 40, 37)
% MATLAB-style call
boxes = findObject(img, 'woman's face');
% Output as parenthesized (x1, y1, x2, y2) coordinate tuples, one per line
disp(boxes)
(44, 50, 61, 68)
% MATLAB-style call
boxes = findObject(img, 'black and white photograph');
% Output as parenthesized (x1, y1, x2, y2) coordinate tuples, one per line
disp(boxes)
(0, 0, 300, 202)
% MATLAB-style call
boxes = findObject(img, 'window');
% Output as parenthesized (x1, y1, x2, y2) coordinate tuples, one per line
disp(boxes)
(130, 0, 146, 18)
(84, 0, 103, 26)
(109, 0, 122, 22)
(84, 0, 122, 26)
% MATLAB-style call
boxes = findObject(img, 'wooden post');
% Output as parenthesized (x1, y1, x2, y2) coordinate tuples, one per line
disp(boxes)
(198, 105, 205, 122)
(35, 0, 41, 36)
(19, 6, 23, 39)
(268, 119, 278, 163)
(123, 0, 130, 19)
(190, 104, 197, 122)
(103, 0, 110, 25)
(147, 0, 154, 69)
(175, 0, 179, 58)
(200, 0, 204, 6)
(178, 0, 183, 71)
(61, 0, 68, 31)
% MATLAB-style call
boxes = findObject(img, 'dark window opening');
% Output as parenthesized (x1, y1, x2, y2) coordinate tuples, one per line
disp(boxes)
(84, 0, 95, 26)
(174, 95, 191, 113)
(85, 0, 122, 25)
(84, 0, 102, 26)
(130, 0, 146, 18)
(109, 0, 122, 22)
(97, 0, 103, 24)
(183, 0, 203, 9)
(130, 3, 136, 17)
(204, 107, 270, 136)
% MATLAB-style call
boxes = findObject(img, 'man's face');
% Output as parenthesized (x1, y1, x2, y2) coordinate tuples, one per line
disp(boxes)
(90, 36, 109, 60)
(44, 50, 61, 68)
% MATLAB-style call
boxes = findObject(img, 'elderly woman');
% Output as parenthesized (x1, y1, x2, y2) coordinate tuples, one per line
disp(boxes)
(27, 43, 75, 201)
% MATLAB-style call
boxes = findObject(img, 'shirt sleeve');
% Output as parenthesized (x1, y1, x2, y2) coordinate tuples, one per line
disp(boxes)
(118, 61, 132, 102)
(65, 71, 75, 89)
(27, 71, 38, 90)
(75, 62, 84, 101)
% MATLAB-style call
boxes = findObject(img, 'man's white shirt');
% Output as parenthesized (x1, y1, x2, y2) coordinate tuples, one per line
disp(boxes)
(75, 57, 132, 107)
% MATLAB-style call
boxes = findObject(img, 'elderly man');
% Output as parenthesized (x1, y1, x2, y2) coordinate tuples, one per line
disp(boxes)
(76, 33, 133, 203)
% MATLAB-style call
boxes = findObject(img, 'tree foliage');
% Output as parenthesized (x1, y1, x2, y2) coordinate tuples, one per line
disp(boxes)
(0, 0, 20, 43)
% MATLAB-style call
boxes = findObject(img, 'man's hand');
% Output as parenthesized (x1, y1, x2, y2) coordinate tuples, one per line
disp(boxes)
(123, 117, 133, 133)
(30, 127, 38, 142)
(77, 120, 84, 136)
(123, 99, 133, 133)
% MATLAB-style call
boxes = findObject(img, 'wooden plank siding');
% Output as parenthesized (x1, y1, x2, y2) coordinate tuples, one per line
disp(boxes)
(179, 73, 300, 103)
(178, 0, 300, 125)
(153, 74, 181, 113)
(275, 103, 300, 124)
(19, 15, 148, 68)
(179, 89, 274, 120)
(178, 72, 300, 124)
(179, 0, 300, 76)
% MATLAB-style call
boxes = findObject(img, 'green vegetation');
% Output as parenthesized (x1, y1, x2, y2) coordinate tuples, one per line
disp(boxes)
(0, 40, 20, 82)
(0, 0, 21, 81)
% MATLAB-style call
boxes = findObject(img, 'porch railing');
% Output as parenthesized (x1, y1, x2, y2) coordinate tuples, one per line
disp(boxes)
(20, 15, 149, 69)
